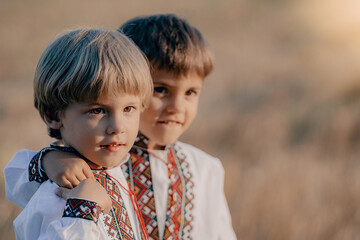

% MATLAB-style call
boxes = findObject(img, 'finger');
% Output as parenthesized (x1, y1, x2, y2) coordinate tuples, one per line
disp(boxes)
(69, 176, 81, 188)
(83, 166, 95, 180)
(102, 198, 112, 214)
(55, 187, 69, 200)
(59, 178, 74, 189)
(75, 174, 87, 186)
(103, 206, 111, 214)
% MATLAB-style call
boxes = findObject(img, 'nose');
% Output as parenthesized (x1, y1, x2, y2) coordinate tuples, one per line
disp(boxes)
(165, 95, 185, 114)
(106, 114, 125, 135)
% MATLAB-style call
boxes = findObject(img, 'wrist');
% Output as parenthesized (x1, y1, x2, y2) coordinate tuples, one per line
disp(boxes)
(63, 198, 101, 223)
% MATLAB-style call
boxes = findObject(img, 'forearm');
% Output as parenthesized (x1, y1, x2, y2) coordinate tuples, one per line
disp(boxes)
(45, 199, 101, 240)
(14, 182, 102, 240)
(45, 219, 101, 240)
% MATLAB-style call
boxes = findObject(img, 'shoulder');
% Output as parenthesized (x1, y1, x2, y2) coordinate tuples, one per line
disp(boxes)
(14, 149, 38, 158)
(15, 149, 38, 156)
(8, 149, 37, 164)
(174, 141, 224, 173)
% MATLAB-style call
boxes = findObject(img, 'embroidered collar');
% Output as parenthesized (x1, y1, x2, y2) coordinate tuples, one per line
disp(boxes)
(124, 135, 188, 240)
(49, 143, 143, 239)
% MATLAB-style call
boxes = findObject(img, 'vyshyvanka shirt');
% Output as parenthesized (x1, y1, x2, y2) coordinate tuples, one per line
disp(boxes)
(9, 147, 146, 240)
(4, 133, 237, 240)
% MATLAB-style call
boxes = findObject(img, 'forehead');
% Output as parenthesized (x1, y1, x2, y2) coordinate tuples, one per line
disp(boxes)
(151, 70, 203, 88)
(91, 93, 141, 104)
(65, 93, 141, 111)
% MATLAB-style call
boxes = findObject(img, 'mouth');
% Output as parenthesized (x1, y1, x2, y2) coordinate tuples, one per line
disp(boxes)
(100, 142, 126, 152)
(158, 120, 183, 126)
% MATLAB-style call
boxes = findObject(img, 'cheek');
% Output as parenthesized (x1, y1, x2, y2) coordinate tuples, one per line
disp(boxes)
(189, 101, 199, 116)
(133, 115, 141, 129)
(148, 98, 165, 113)
(141, 103, 159, 121)
(61, 121, 89, 146)
(127, 114, 140, 130)
(184, 102, 199, 126)
(69, 119, 102, 139)
(78, 120, 100, 133)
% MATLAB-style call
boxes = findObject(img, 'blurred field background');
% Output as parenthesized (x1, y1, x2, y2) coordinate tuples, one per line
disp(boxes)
(2, 0, 360, 239)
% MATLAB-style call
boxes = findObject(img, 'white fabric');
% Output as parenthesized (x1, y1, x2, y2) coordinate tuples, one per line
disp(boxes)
(8, 162, 143, 240)
(148, 142, 237, 240)
(4, 142, 237, 239)
(4, 149, 39, 208)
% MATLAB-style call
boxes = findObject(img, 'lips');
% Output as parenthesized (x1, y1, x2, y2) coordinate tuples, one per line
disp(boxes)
(100, 142, 126, 152)
(157, 120, 183, 126)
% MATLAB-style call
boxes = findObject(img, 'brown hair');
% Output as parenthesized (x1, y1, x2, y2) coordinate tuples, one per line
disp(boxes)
(119, 13, 214, 78)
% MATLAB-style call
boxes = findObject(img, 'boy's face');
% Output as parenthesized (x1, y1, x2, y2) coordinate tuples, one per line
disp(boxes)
(52, 94, 141, 169)
(140, 70, 203, 150)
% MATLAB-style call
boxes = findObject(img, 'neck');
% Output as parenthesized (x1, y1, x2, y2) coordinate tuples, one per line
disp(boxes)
(86, 160, 104, 170)
(147, 141, 166, 150)
(134, 132, 167, 150)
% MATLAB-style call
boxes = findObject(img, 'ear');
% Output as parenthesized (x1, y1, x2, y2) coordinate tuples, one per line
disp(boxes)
(43, 115, 63, 130)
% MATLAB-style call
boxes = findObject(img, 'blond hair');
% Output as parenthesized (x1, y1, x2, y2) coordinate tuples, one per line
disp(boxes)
(34, 28, 152, 139)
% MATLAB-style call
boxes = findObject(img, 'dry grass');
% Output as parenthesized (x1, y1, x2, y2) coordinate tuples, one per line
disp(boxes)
(2, 0, 360, 239)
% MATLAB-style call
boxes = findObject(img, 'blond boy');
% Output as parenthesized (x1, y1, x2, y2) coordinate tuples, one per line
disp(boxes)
(7, 28, 152, 240)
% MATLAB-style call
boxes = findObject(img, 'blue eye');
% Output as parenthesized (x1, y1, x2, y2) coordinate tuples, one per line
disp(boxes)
(154, 87, 168, 94)
(89, 108, 105, 114)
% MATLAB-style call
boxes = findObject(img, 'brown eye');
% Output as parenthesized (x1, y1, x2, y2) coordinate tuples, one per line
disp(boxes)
(154, 87, 167, 94)
(89, 108, 105, 114)
(186, 89, 197, 96)
(124, 106, 135, 113)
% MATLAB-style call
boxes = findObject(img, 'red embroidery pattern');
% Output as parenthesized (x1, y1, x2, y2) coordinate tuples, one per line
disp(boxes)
(121, 133, 195, 240)
(162, 147, 183, 240)
(63, 198, 100, 222)
(126, 150, 158, 239)
(173, 144, 194, 239)
(94, 171, 135, 240)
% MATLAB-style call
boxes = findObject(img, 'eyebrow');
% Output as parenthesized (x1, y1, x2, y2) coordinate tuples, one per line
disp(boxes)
(85, 102, 103, 106)
(153, 81, 169, 86)
(86, 100, 141, 106)
(154, 81, 202, 89)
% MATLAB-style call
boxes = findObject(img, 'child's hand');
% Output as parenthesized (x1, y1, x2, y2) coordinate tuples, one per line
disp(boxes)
(56, 179, 112, 214)
(42, 151, 94, 189)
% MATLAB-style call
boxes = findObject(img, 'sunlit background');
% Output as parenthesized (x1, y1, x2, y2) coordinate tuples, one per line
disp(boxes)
(2, 0, 360, 239)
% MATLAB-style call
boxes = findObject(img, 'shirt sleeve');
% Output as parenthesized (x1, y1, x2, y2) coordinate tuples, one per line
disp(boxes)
(4, 149, 42, 208)
(4, 147, 56, 208)
(197, 155, 237, 240)
(45, 218, 101, 240)
(14, 181, 103, 240)
(45, 199, 102, 240)
(215, 161, 237, 240)
(176, 142, 237, 239)
(28, 147, 52, 183)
